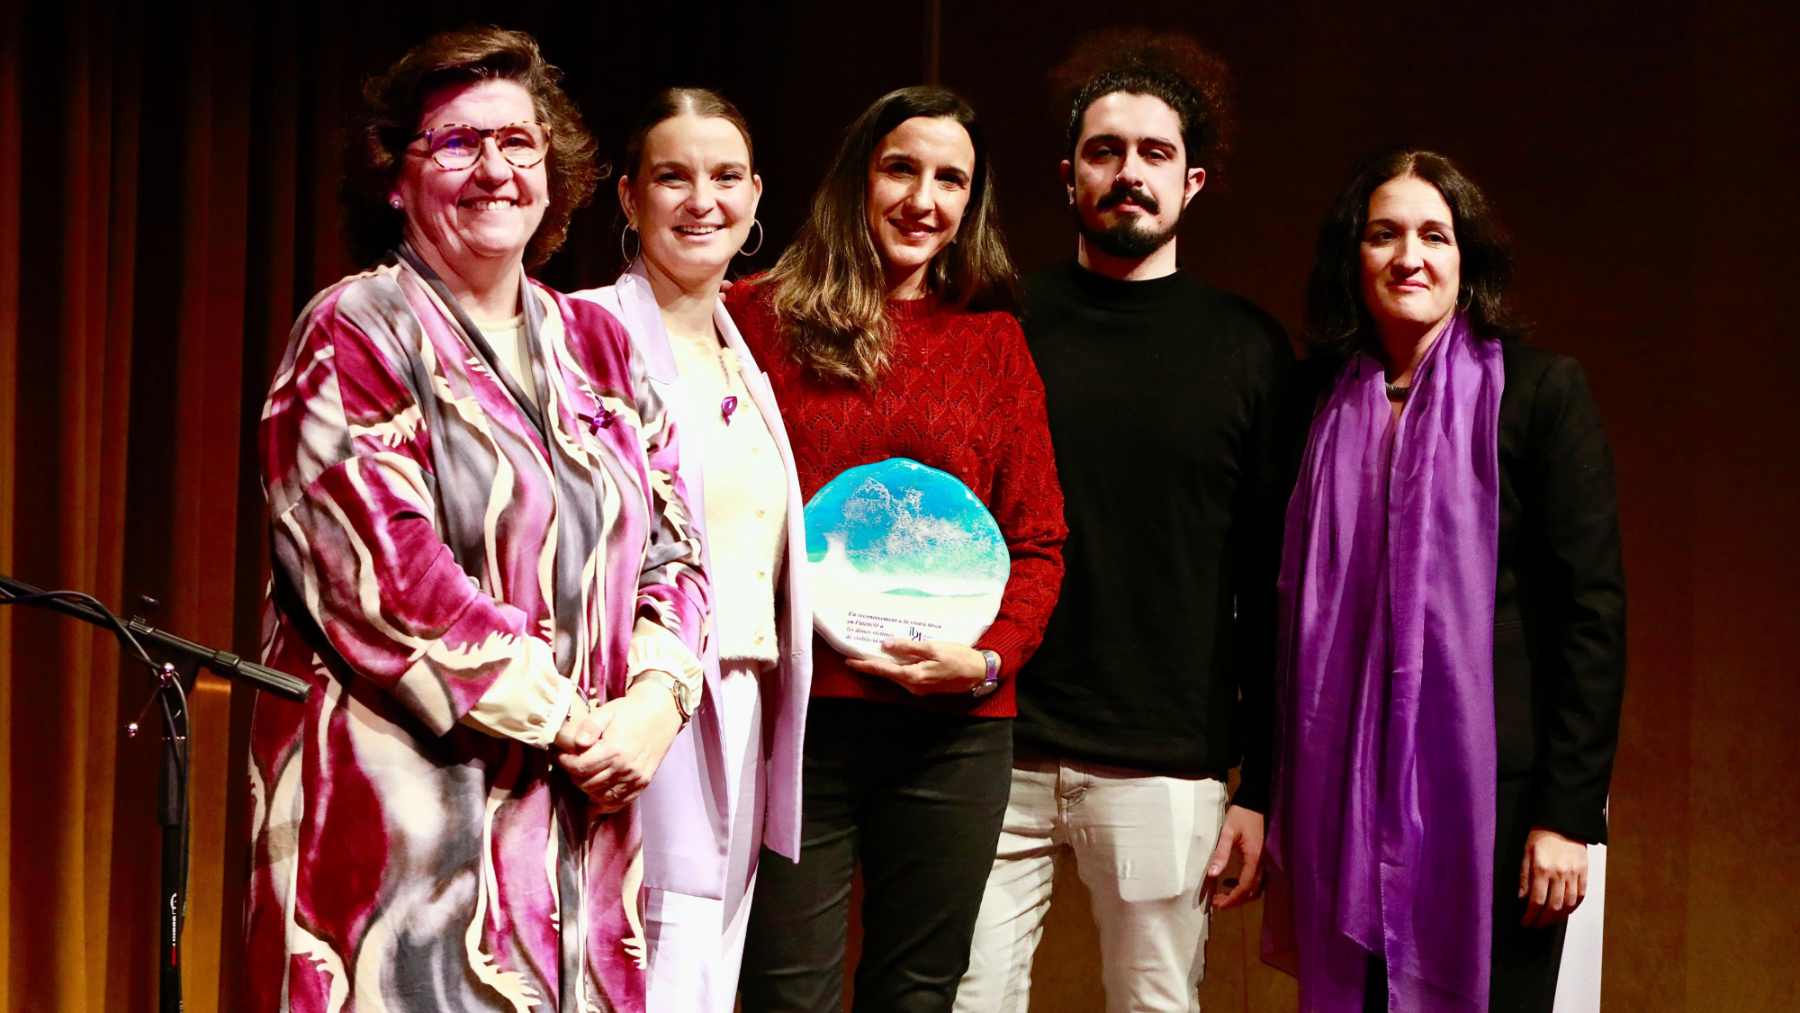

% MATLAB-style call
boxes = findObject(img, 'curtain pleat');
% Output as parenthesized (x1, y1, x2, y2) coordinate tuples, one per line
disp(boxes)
(175, 2, 256, 1003)
(10, 3, 126, 1009)
(0, 0, 21, 1001)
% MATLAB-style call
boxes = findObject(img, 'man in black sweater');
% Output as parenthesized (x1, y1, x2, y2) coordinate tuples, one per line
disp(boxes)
(956, 35, 1295, 1013)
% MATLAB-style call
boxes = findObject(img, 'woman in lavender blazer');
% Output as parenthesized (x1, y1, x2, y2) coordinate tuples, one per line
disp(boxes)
(574, 88, 810, 1012)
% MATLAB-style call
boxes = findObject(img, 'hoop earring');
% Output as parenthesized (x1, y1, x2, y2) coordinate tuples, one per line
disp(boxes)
(1456, 287, 1473, 311)
(738, 219, 764, 257)
(620, 224, 640, 264)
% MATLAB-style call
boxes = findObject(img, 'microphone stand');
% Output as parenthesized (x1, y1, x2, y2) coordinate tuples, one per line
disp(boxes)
(0, 573, 308, 1013)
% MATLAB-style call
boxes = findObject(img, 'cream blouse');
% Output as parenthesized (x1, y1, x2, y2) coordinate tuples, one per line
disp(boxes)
(667, 324, 787, 666)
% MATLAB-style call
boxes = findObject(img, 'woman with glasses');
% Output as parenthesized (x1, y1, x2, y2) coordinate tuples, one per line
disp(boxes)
(572, 88, 811, 1013)
(244, 28, 708, 1011)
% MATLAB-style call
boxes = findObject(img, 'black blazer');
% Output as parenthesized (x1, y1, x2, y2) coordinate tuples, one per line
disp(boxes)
(1494, 341, 1626, 845)
(1290, 341, 1627, 845)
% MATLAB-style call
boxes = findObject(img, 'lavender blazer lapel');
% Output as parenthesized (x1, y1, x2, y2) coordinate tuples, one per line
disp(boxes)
(714, 297, 812, 862)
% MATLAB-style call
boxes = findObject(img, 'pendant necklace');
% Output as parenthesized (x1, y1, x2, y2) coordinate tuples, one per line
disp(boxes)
(717, 342, 740, 425)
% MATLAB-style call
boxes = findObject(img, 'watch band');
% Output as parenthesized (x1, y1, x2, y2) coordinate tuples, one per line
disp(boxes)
(971, 649, 1001, 698)
(630, 669, 694, 727)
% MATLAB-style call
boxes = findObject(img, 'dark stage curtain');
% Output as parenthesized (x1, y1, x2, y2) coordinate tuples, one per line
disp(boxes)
(2, 2, 301, 1008)
(0, 2, 896, 1009)
(2, 1, 1795, 1011)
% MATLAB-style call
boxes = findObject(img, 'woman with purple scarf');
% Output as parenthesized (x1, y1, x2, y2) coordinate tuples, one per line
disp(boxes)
(1263, 150, 1626, 1012)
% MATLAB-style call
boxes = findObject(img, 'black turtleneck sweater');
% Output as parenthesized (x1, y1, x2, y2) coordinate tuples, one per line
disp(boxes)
(1015, 261, 1296, 811)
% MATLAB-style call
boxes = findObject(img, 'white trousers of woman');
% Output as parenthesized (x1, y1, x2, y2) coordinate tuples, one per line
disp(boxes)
(644, 661, 766, 1013)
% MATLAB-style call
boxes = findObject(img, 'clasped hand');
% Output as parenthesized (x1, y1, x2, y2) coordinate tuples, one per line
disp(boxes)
(551, 679, 682, 812)
(845, 638, 987, 695)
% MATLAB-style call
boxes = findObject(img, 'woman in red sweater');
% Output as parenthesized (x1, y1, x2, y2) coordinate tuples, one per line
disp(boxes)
(730, 86, 1067, 1012)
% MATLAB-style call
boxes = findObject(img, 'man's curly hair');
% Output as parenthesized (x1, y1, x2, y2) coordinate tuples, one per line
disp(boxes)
(1052, 29, 1233, 175)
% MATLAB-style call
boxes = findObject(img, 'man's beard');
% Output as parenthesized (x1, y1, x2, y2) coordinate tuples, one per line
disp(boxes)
(1076, 183, 1181, 258)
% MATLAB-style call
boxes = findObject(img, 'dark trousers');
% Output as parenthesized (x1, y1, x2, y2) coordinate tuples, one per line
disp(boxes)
(739, 698, 1013, 1013)
(1364, 776, 1571, 1011)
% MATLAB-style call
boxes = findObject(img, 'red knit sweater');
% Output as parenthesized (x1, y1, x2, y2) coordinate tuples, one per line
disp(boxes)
(727, 279, 1067, 718)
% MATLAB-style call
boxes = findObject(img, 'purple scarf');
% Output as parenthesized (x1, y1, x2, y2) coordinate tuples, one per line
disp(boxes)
(1264, 313, 1505, 1012)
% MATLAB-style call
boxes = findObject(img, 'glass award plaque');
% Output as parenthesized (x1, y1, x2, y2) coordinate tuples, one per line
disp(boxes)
(804, 457, 1010, 659)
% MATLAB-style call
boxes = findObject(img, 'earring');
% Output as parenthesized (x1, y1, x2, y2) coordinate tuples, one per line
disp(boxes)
(620, 223, 640, 263)
(1457, 287, 1473, 311)
(738, 219, 764, 257)
(1066, 190, 1075, 206)
(389, 196, 403, 210)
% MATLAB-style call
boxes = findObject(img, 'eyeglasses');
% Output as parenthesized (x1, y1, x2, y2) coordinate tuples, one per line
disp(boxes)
(410, 121, 551, 170)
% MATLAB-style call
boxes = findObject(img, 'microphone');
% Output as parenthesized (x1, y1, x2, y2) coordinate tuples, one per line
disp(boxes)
(0, 574, 308, 699)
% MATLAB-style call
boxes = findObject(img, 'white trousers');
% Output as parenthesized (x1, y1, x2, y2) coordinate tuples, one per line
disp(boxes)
(644, 662, 766, 1013)
(955, 756, 1228, 1013)
(1552, 843, 1607, 1012)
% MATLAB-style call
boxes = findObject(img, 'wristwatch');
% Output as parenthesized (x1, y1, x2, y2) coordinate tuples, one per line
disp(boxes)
(971, 649, 1002, 698)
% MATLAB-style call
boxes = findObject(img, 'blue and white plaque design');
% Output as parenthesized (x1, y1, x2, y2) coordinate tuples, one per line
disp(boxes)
(804, 457, 1010, 659)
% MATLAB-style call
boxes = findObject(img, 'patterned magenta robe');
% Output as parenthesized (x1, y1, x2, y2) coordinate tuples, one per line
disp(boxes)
(244, 258, 709, 1013)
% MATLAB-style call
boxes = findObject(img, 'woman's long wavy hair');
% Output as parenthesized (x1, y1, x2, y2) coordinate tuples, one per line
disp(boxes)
(1305, 148, 1525, 364)
(761, 86, 1016, 386)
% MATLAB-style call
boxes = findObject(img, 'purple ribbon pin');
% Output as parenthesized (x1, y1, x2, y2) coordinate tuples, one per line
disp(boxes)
(721, 395, 738, 425)
(580, 407, 617, 434)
